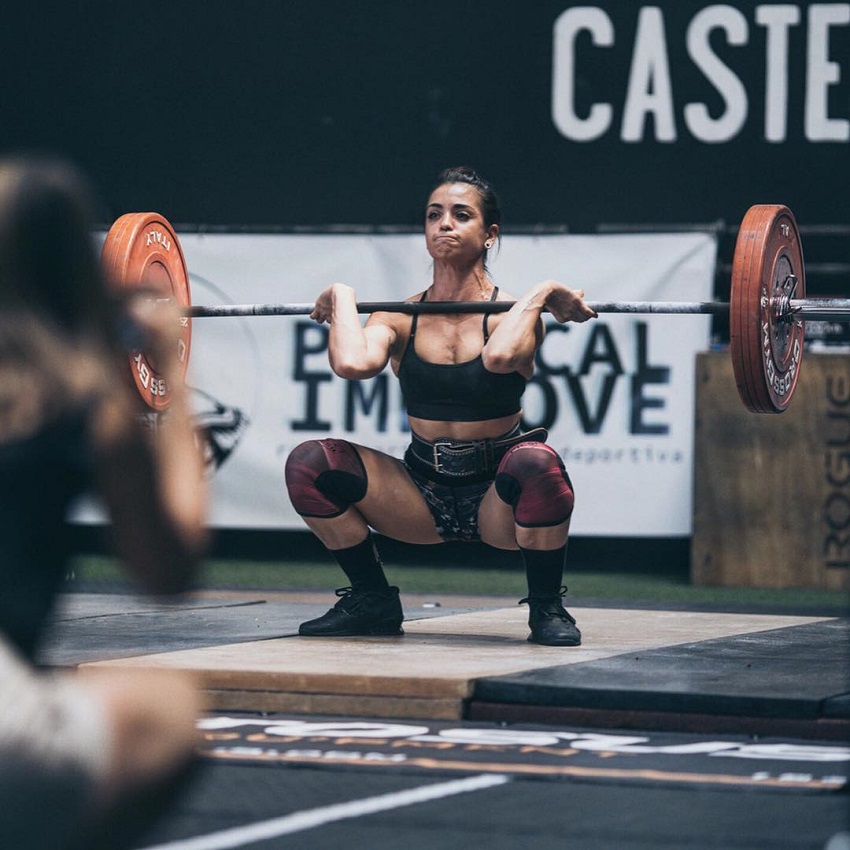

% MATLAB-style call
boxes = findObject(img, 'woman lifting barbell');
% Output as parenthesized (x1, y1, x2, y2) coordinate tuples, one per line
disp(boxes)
(284, 166, 597, 646)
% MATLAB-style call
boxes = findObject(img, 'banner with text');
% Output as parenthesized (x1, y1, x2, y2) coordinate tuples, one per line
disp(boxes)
(175, 232, 715, 536)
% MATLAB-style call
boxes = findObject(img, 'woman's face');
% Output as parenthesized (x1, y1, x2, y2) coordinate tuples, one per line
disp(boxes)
(424, 182, 496, 264)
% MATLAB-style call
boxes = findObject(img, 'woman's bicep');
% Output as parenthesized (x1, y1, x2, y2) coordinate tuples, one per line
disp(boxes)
(482, 311, 540, 378)
(362, 321, 398, 370)
(331, 320, 396, 378)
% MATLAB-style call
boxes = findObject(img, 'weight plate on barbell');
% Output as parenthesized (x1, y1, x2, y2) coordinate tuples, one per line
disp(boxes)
(101, 213, 192, 412)
(730, 204, 805, 414)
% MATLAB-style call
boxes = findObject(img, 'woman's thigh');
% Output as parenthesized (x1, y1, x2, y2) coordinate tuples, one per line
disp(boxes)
(353, 445, 443, 544)
(476, 484, 519, 550)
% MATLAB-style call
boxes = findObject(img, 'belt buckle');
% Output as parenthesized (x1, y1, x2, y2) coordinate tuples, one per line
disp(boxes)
(432, 439, 452, 473)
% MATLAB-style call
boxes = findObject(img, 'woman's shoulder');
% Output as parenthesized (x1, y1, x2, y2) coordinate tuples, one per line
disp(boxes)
(365, 290, 424, 326)
(403, 289, 428, 306)
(361, 290, 422, 364)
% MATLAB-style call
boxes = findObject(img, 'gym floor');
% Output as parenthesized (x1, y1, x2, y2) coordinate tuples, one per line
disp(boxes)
(33, 587, 850, 850)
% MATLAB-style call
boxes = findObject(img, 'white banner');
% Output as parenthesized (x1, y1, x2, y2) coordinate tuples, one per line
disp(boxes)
(172, 231, 715, 536)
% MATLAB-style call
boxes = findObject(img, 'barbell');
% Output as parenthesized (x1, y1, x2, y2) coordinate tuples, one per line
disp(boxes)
(100, 205, 850, 416)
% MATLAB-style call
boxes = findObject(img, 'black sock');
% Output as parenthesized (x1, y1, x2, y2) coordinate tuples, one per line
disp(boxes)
(521, 545, 566, 598)
(331, 535, 389, 591)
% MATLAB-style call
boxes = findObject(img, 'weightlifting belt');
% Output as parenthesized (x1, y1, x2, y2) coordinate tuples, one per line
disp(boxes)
(407, 425, 548, 479)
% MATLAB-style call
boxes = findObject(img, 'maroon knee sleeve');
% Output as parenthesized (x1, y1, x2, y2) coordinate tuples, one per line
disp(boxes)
(494, 443, 574, 528)
(284, 439, 368, 518)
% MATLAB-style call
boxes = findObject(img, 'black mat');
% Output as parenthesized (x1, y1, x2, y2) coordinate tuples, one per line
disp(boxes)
(472, 619, 850, 720)
(36, 595, 297, 665)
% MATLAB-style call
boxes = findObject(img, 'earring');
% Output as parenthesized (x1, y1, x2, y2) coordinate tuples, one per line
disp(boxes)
(484, 241, 492, 249)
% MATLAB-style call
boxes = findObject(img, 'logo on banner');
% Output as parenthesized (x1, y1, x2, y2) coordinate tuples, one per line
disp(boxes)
(288, 320, 673, 437)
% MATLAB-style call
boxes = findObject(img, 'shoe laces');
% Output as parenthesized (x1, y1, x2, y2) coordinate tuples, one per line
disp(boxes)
(518, 586, 576, 624)
(332, 586, 363, 611)
(518, 585, 569, 605)
(332, 585, 395, 610)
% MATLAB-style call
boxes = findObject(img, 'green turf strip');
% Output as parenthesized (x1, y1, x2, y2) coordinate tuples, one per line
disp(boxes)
(67, 555, 850, 616)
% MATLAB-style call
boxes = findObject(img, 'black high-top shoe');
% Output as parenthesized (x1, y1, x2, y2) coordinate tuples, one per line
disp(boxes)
(298, 586, 404, 637)
(519, 587, 581, 646)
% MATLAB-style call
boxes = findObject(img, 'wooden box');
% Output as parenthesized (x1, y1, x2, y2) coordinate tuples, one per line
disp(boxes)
(692, 351, 850, 590)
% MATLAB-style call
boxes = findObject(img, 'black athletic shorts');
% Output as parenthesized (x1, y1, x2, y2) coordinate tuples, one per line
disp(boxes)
(402, 461, 493, 542)
(401, 427, 549, 542)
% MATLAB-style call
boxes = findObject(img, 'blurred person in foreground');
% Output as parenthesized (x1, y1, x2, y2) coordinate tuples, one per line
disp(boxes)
(285, 166, 596, 646)
(0, 155, 209, 848)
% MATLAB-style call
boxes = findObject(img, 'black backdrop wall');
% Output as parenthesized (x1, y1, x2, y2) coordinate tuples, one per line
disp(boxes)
(9, 1, 846, 563)
(2, 1, 848, 235)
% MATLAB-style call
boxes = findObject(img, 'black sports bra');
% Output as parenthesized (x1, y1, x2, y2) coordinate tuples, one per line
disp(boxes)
(397, 287, 527, 422)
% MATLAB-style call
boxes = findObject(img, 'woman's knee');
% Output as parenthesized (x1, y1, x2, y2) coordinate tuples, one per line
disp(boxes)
(284, 439, 369, 518)
(494, 443, 574, 528)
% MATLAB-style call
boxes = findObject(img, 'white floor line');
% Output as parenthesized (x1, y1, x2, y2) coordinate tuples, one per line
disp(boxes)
(138, 773, 511, 850)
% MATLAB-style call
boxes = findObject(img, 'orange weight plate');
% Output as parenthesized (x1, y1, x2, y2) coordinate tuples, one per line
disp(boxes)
(101, 213, 192, 411)
(730, 205, 805, 413)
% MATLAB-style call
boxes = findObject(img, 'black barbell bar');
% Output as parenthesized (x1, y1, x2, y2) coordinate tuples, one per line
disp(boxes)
(186, 297, 850, 322)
